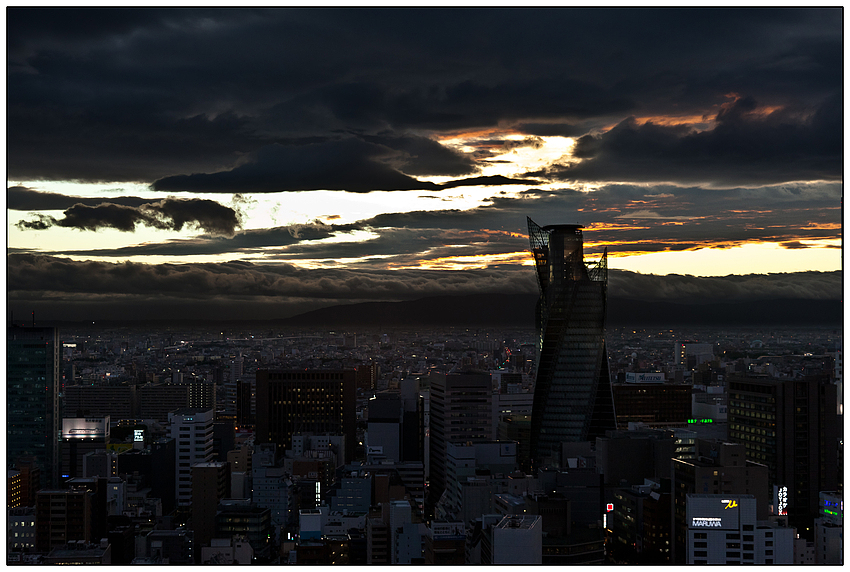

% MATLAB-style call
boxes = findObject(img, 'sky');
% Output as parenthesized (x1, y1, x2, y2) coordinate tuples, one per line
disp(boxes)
(6, 8, 843, 322)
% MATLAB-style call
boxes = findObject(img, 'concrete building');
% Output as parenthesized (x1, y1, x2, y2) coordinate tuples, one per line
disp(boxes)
(814, 491, 843, 564)
(424, 521, 466, 564)
(492, 514, 543, 564)
(439, 441, 518, 521)
(595, 428, 677, 486)
(62, 385, 137, 422)
(8, 506, 36, 552)
(116, 437, 176, 515)
(686, 494, 794, 564)
(215, 499, 273, 557)
(612, 383, 692, 427)
(169, 408, 215, 506)
(331, 476, 371, 513)
(366, 393, 404, 462)
(428, 371, 493, 513)
(191, 461, 230, 552)
(201, 536, 254, 565)
(137, 529, 195, 564)
(45, 541, 112, 565)
(672, 439, 769, 563)
(60, 416, 110, 480)
(255, 369, 357, 462)
(8, 470, 22, 509)
(727, 374, 842, 533)
(35, 489, 92, 553)
(675, 341, 715, 368)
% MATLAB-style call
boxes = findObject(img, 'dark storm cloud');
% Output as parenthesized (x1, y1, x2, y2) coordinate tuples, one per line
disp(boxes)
(152, 139, 442, 193)
(8, 186, 152, 210)
(7, 253, 537, 308)
(540, 94, 842, 186)
(513, 122, 588, 137)
(440, 176, 543, 189)
(48, 221, 362, 257)
(8, 253, 839, 321)
(151, 137, 540, 194)
(7, 8, 840, 185)
(609, 270, 842, 302)
(359, 134, 478, 177)
(15, 198, 243, 237)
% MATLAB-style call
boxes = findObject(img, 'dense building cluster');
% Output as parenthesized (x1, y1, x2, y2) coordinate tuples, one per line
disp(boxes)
(6, 321, 842, 564)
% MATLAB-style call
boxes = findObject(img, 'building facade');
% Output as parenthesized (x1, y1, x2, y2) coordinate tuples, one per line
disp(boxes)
(255, 369, 356, 462)
(526, 219, 616, 466)
(686, 494, 794, 564)
(428, 371, 493, 512)
(727, 374, 841, 532)
(8, 326, 61, 486)
(169, 408, 215, 506)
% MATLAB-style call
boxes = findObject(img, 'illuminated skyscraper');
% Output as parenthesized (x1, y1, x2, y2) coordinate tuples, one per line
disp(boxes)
(527, 218, 616, 466)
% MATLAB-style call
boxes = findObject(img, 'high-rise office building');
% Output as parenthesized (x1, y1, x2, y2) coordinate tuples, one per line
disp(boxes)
(526, 219, 616, 466)
(428, 371, 493, 511)
(727, 374, 841, 533)
(685, 494, 794, 564)
(191, 461, 230, 553)
(8, 326, 61, 487)
(671, 439, 769, 563)
(255, 369, 356, 462)
(169, 408, 215, 506)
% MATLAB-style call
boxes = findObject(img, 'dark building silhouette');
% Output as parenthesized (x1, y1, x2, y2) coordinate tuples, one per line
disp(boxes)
(8, 326, 61, 487)
(116, 437, 176, 515)
(192, 461, 231, 555)
(727, 374, 841, 534)
(35, 488, 91, 553)
(526, 219, 616, 467)
(255, 369, 357, 462)
(611, 383, 692, 428)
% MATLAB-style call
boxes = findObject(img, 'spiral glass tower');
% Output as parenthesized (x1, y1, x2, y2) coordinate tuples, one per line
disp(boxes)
(527, 217, 616, 466)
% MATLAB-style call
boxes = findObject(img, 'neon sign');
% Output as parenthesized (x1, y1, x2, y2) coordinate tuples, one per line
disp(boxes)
(777, 486, 788, 516)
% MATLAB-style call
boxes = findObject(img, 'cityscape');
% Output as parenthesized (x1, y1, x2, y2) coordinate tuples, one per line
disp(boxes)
(6, 7, 842, 566)
(7, 222, 842, 564)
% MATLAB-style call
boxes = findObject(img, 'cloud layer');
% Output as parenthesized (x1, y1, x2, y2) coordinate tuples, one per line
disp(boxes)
(7, 8, 841, 189)
(15, 194, 243, 237)
(7, 253, 840, 322)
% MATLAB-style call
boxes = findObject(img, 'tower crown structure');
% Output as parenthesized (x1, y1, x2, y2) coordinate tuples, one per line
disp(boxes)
(527, 218, 616, 466)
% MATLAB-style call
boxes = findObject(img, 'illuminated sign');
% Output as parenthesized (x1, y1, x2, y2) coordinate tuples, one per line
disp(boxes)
(692, 517, 722, 528)
(687, 418, 714, 424)
(62, 418, 109, 440)
(723, 499, 738, 510)
(625, 372, 666, 383)
(133, 429, 144, 442)
(606, 503, 614, 512)
(776, 486, 788, 516)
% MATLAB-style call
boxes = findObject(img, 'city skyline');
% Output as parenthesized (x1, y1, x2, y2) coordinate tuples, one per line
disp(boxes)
(7, 8, 842, 322)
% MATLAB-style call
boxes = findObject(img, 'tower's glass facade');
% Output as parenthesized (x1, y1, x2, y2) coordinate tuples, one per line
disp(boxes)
(7, 326, 61, 487)
(527, 218, 616, 466)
